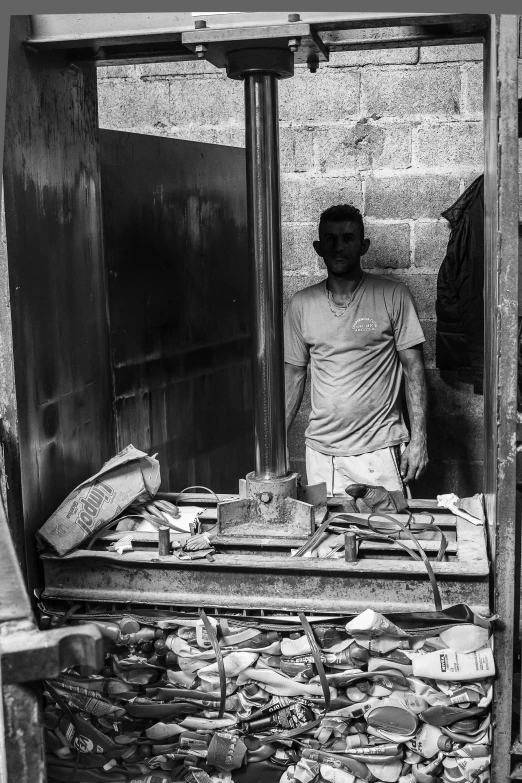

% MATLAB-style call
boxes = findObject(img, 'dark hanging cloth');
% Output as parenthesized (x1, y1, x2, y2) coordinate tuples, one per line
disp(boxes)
(435, 174, 484, 395)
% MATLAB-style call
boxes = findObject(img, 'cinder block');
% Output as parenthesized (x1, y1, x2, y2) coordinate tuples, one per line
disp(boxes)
(288, 425, 306, 459)
(137, 60, 218, 77)
(280, 126, 314, 173)
(362, 222, 411, 269)
(420, 44, 483, 63)
(289, 456, 307, 481)
(461, 63, 483, 116)
(210, 125, 245, 147)
(281, 177, 362, 223)
(414, 459, 483, 498)
(382, 273, 437, 320)
(328, 48, 419, 67)
(365, 175, 461, 220)
(98, 78, 170, 129)
(415, 122, 483, 169)
(288, 402, 311, 458)
(315, 121, 411, 173)
(282, 224, 318, 272)
(165, 125, 217, 144)
(426, 369, 484, 418)
(283, 274, 325, 313)
(413, 221, 451, 270)
(461, 171, 484, 191)
(363, 66, 460, 117)
(425, 412, 483, 463)
(279, 70, 360, 122)
(321, 27, 420, 68)
(297, 372, 312, 413)
(98, 64, 138, 80)
(168, 75, 243, 126)
(156, 124, 244, 147)
(419, 320, 436, 369)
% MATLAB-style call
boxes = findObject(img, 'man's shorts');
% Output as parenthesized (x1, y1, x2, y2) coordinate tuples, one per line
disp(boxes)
(306, 444, 406, 496)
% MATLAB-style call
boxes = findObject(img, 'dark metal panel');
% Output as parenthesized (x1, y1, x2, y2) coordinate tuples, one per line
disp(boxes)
(99, 130, 252, 493)
(483, 14, 519, 783)
(0, 184, 25, 574)
(2, 17, 114, 592)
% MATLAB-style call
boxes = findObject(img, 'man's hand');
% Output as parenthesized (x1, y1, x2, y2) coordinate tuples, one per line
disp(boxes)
(400, 435, 429, 483)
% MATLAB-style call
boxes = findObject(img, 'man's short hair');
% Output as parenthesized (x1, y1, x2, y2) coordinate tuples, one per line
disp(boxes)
(319, 204, 365, 239)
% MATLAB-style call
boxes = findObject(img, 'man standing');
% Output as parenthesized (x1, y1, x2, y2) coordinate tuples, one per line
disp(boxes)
(284, 204, 428, 496)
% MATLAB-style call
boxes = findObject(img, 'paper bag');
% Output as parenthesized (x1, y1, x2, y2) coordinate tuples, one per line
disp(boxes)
(38, 445, 161, 555)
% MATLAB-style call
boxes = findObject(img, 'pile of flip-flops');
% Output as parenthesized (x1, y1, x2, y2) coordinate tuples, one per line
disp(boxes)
(41, 607, 494, 783)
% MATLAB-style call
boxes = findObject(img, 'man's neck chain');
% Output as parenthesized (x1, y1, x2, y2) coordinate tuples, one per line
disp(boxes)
(325, 275, 364, 317)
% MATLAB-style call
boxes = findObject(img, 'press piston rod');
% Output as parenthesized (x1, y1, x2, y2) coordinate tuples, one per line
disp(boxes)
(244, 71, 287, 480)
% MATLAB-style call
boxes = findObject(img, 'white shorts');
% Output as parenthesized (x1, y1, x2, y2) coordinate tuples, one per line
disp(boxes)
(306, 444, 406, 496)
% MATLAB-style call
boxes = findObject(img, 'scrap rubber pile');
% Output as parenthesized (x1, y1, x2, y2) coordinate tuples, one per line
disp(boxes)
(41, 607, 494, 783)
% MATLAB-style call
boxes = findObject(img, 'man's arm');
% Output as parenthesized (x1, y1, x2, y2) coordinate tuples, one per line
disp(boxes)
(397, 345, 429, 483)
(285, 362, 307, 431)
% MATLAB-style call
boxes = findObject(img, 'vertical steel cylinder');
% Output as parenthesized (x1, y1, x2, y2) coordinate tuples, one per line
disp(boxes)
(158, 526, 170, 556)
(344, 531, 358, 562)
(244, 72, 288, 480)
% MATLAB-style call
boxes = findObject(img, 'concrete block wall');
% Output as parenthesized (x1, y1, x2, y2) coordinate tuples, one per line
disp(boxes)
(98, 42, 489, 498)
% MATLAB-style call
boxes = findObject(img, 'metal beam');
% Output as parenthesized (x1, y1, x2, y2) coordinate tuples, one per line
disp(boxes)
(23, 14, 489, 68)
(26, 13, 487, 45)
(25, 13, 489, 71)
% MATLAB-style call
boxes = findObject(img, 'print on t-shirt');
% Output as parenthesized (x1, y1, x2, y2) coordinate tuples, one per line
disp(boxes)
(352, 318, 377, 332)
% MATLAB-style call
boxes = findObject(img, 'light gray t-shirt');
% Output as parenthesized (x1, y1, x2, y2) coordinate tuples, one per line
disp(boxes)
(284, 273, 426, 457)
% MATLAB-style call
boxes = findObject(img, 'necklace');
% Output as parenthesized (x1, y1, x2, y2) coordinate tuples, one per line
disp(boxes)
(325, 275, 365, 317)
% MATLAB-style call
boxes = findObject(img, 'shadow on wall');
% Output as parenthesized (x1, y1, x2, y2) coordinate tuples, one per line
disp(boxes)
(415, 377, 483, 498)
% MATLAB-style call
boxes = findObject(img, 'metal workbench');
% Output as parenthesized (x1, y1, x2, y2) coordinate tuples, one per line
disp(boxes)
(40, 503, 490, 616)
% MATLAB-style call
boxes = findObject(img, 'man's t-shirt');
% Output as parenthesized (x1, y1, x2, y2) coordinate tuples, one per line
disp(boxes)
(284, 273, 426, 457)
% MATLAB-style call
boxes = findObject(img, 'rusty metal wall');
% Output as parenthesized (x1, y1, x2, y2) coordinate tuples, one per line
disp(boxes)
(2, 17, 114, 591)
(0, 186, 25, 576)
(99, 129, 253, 493)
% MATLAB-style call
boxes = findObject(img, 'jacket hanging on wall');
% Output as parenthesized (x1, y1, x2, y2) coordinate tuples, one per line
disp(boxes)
(435, 174, 484, 395)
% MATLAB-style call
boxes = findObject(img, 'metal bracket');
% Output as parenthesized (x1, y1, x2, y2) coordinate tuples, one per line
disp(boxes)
(0, 624, 105, 685)
(182, 23, 328, 69)
(217, 472, 319, 537)
(297, 481, 328, 524)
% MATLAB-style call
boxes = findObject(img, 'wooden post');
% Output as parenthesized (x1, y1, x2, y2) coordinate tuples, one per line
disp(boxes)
(483, 15, 519, 783)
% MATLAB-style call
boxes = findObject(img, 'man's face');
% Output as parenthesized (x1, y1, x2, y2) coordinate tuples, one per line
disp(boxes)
(313, 220, 370, 276)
